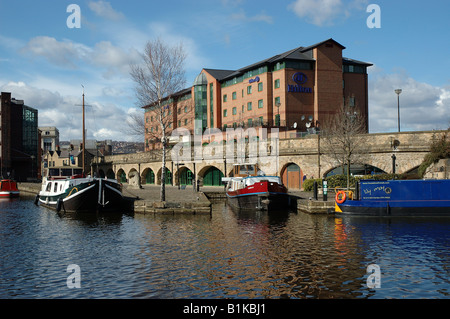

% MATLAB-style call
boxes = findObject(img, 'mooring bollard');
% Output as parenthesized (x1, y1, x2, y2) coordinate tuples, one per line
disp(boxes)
(313, 181, 318, 200)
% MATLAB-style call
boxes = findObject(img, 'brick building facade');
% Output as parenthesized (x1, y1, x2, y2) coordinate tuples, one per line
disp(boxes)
(0, 92, 40, 181)
(144, 38, 372, 151)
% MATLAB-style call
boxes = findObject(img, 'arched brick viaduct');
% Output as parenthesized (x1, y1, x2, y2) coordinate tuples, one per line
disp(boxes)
(97, 130, 443, 189)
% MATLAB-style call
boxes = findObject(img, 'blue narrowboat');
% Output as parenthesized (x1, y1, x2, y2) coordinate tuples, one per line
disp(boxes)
(334, 179, 450, 216)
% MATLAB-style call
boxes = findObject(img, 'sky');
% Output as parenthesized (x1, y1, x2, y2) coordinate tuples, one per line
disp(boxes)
(0, 0, 449, 142)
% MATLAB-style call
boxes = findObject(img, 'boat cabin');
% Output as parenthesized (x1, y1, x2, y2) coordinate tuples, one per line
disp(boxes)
(232, 164, 259, 177)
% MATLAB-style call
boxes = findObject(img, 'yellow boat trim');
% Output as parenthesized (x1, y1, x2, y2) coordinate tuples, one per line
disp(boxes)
(67, 187, 79, 197)
(335, 202, 342, 213)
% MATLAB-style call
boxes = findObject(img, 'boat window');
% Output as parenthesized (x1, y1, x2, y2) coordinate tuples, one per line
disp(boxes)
(247, 165, 255, 175)
(240, 165, 248, 174)
(54, 183, 58, 192)
(46, 182, 52, 192)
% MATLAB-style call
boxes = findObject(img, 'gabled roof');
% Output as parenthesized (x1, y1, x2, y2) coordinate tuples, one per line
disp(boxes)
(343, 57, 373, 66)
(203, 69, 236, 81)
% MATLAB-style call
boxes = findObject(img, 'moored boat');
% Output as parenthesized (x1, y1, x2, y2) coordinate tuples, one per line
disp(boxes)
(37, 174, 123, 213)
(334, 179, 450, 216)
(223, 164, 290, 211)
(0, 179, 20, 198)
(36, 87, 123, 213)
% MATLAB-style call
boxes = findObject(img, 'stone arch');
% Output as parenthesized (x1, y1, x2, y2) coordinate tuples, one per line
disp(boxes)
(280, 162, 303, 190)
(156, 167, 172, 185)
(323, 163, 387, 177)
(98, 169, 106, 178)
(117, 168, 127, 183)
(141, 167, 155, 185)
(175, 166, 194, 186)
(106, 168, 115, 179)
(198, 165, 224, 186)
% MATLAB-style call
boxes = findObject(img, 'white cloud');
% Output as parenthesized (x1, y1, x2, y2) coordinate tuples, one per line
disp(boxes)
(368, 71, 450, 132)
(88, 1, 125, 21)
(0, 81, 136, 141)
(21, 36, 90, 68)
(21, 36, 140, 79)
(288, 0, 368, 26)
(231, 10, 274, 24)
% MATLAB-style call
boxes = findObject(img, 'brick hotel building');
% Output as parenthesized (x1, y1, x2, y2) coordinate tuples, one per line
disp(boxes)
(144, 38, 372, 151)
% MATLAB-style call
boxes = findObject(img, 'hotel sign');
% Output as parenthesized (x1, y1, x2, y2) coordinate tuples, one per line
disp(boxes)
(287, 72, 312, 93)
(249, 76, 260, 83)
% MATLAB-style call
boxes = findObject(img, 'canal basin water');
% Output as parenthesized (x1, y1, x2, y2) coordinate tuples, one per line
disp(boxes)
(0, 195, 448, 299)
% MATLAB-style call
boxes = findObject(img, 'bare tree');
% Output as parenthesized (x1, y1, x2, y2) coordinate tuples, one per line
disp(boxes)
(130, 38, 187, 201)
(321, 102, 367, 189)
(123, 109, 145, 141)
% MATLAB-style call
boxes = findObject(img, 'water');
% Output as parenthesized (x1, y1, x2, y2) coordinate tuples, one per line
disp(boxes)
(0, 196, 449, 299)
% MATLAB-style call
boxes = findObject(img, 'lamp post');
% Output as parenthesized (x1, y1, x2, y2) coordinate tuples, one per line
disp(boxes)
(395, 89, 402, 132)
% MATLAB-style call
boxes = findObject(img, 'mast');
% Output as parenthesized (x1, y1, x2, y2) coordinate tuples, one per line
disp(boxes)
(82, 85, 85, 175)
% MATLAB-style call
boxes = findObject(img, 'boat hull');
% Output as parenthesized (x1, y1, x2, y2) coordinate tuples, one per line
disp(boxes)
(227, 192, 290, 211)
(334, 179, 450, 217)
(227, 180, 290, 211)
(38, 178, 123, 213)
(0, 180, 20, 198)
(0, 191, 20, 198)
(335, 201, 450, 217)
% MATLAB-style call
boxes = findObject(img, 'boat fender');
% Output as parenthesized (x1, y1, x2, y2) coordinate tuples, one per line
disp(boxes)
(335, 191, 347, 204)
(34, 194, 39, 206)
(56, 198, 63, 213)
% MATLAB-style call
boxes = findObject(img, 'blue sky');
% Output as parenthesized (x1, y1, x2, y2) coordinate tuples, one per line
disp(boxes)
(0, 0, 449, 141)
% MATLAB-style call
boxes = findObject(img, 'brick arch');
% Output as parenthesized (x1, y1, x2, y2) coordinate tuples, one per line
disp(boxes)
(141, 167, 155, 185)
(198, 165, 224, 186)
(280, 162, 303, 189)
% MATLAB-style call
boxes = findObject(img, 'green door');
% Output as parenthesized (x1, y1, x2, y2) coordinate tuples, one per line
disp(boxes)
(180, 168, 193, 185)
(145, 169, 155, 184)
(203, 167, 224, 186)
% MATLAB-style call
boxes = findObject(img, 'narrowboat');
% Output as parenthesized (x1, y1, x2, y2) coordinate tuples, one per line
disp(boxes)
(36, 174, 123, 213)
(223, 164, 290, 211)
(334, 179, 450, 216)
(35, 87, 123, 213)
(0, 179, 20, 198)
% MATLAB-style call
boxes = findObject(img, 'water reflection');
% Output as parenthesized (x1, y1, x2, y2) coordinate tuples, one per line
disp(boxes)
(0, 197, 448, 299)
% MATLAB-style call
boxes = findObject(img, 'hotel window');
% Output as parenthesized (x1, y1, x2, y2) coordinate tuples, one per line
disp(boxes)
(248, 118, 253, 127)
(258, 82, 263, 92)
(223, 109, 228, 117)
(242, 105, 244, 113)
(223, 94, 227, 102)
(275, 79, 280, 89)
(184, 119, 188, 125)
(178, 108, 181, 115)
(232, 107, 237, 115)
(247, 86, 252, 95)
(259, 116, 263, 125)
(232, 92, 237, 100)
(247, 102, 252, 111)
(151, 116, 154, 122)
(274, 96, 281, 106)
(178, 120, 181, 127)
(349, 97, 355, 107)
(275, 114, 280, 126)
(258, 99, 263, 109)
(184, 106, 188, 113)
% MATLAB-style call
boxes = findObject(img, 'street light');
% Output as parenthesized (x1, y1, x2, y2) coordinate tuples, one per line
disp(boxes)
(395, 89, 402, 132)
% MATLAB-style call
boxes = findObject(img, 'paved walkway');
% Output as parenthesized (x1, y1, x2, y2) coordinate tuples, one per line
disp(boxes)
(122, 184, 334, 203)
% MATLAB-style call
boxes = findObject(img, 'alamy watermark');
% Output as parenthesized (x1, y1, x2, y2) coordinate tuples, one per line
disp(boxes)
(67, 264, 81, 289)
(66, 4, 81, 29)
(366, 4, 381, 29)
(366, 264, 381, 289)
(170, 120, 279, 170)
